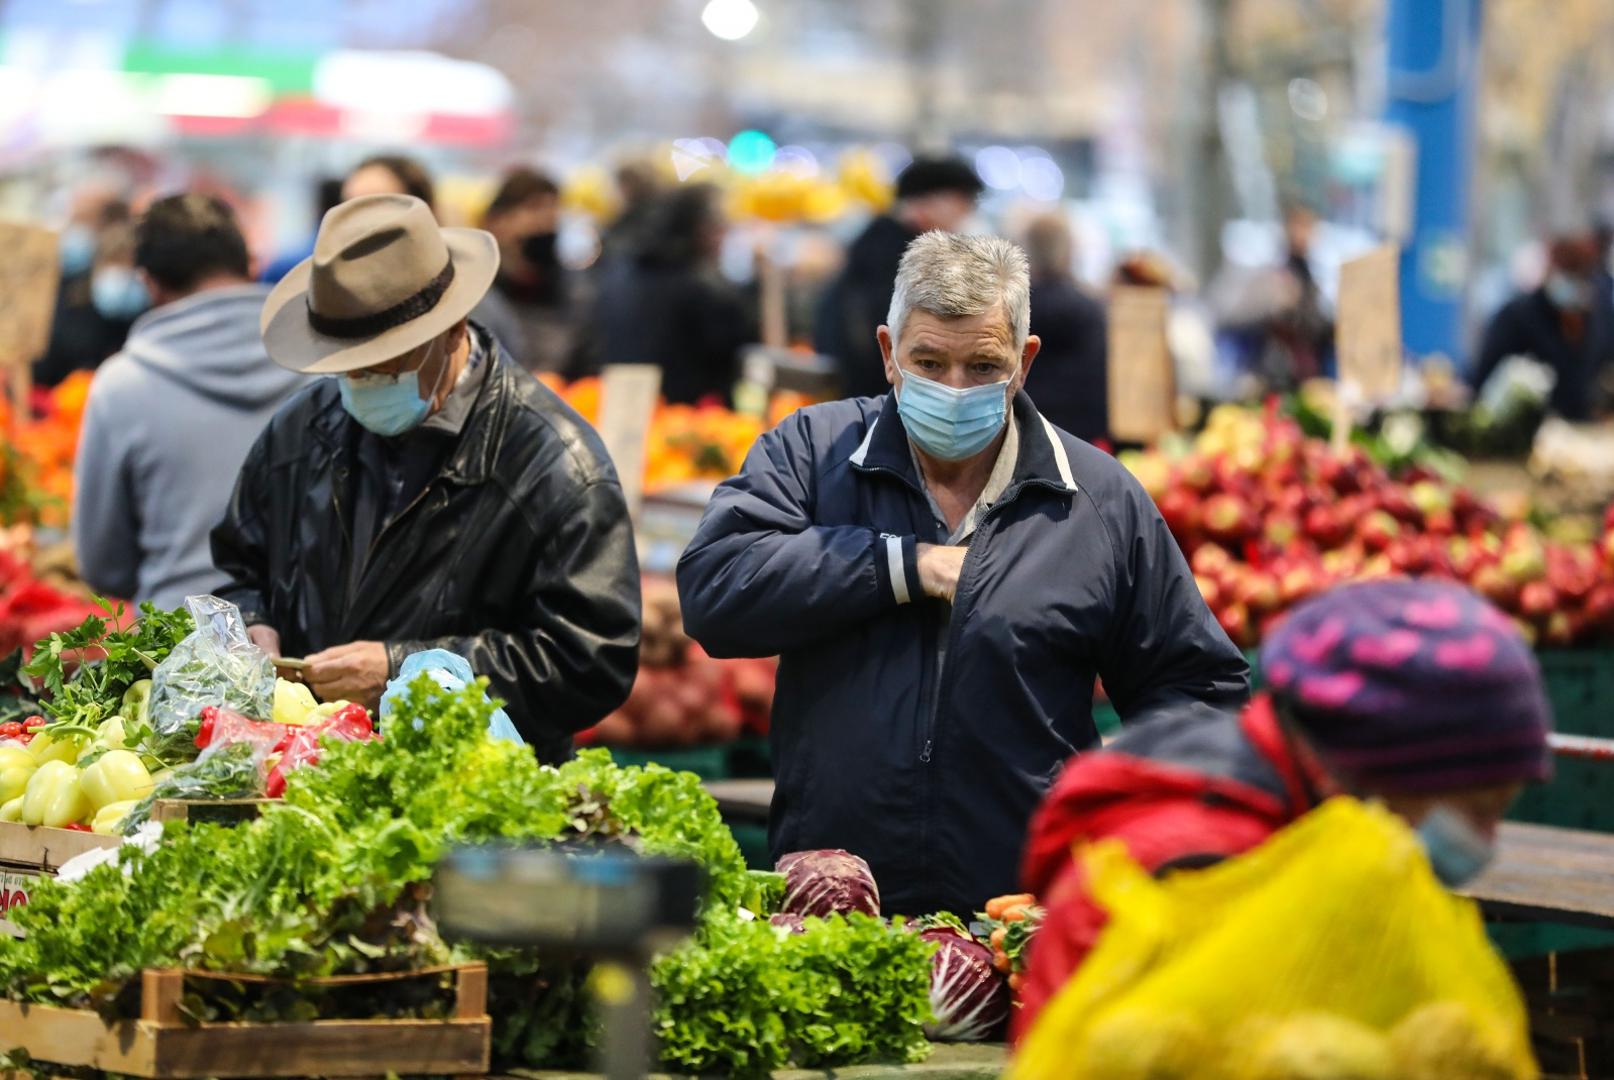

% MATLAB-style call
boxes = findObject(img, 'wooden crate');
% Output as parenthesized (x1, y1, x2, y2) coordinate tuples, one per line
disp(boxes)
(0, 819, 118, 871)
(1512, 948, 1614, 1079)
(0, 963, 491, 1078)
(148, 797, 271, 825)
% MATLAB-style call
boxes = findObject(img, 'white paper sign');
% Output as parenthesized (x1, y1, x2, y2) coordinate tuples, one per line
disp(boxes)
(1107, 286, 1175, 442)
(598, 364, 663, 521)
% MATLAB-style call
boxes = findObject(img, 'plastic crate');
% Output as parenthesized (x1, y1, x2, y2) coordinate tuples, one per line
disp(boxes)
(729, 823, 772, 871)
(1537, 650, 1614, 738)
(604, 745, 731, 781)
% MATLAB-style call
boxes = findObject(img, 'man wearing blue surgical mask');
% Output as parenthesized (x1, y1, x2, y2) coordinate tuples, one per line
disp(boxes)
(1472, 233, 1614, 421)
(679, 231, 1248, 917)
(35, 207, 145, 388)
(211, 194, 641, 763)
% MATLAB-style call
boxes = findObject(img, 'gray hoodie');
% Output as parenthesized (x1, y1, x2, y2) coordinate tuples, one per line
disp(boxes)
(72, 284, 307, 609)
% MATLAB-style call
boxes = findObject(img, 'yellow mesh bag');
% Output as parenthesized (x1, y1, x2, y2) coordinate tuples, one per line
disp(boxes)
(1010, 797, 1537, 1080)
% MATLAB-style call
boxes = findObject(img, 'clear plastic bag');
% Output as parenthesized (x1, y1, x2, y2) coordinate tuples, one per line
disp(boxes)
(146, 595, 276, 739)
(117, 741, 267, 834)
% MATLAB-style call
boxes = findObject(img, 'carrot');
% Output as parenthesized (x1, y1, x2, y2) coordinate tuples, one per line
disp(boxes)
(1002, 904, 1030, 923)
(990, 927, 1008, 949)
(1008, 972, 1025, 993)
(985, 893, 1035, 920)
(993, 950, 1013, 974)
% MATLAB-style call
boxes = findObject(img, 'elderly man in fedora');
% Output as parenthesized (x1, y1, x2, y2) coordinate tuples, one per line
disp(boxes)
(678, 231, 1248, 916)
(211, 194, 640, 760)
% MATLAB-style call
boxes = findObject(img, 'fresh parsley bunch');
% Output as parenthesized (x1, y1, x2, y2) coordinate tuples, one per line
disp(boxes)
(20, 600, 192, 725)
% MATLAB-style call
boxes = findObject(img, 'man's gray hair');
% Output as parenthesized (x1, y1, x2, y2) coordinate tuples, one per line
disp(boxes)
(886, 231, 1031, 351)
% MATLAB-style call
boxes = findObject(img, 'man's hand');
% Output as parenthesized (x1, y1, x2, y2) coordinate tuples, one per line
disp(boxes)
(247, 624, 282, 659)
(916, 543, 968, 602)
(305, 641, 390, 709)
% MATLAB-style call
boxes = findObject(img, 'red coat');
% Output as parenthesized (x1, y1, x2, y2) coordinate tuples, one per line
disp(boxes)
(1012, 696, 1322, 1041)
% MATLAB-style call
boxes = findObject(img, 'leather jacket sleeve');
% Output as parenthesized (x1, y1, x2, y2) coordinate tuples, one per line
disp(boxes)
(385, 477, 641, 747)
(209, 426, 275, 629)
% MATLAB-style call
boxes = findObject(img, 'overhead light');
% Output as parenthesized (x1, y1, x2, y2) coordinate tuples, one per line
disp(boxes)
(702, 0, 759, 41)
(1020, 157, 1065, 201)
(727, 129, 776, 174)
(156, 74, 271, 119)
(314, 50, 513, 117)
(974, 146, 1021, 191)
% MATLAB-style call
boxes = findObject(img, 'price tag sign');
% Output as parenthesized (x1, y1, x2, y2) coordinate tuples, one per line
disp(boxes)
(0, 865, 38, 938)
(1107, 285, 1175, 442)
(0, 223, 59, 366)
(1336, 245, 1402, 401)
(598, 364, 663, 521)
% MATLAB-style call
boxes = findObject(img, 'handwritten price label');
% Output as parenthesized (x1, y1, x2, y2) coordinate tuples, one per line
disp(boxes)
(1107, 285, 1176, 442)
(1336, 245, 1402, 401)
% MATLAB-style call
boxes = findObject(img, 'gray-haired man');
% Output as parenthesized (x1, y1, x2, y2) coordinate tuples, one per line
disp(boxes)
(678, 231, 1248, 916)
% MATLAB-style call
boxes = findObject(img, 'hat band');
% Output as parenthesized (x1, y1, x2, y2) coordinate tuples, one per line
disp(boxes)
(306, 257, 457, 340)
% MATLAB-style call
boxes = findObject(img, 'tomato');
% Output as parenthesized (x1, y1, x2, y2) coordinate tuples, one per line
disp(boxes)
(0, 721, 21, 738)
(23, 717, 47, 730)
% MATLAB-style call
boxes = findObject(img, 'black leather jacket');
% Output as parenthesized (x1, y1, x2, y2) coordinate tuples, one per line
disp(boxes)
(211, 344, 641, 762)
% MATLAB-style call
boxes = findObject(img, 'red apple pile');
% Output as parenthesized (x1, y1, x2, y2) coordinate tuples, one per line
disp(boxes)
(579, 577, 778, 748)
(1129, 408, 1614, 649)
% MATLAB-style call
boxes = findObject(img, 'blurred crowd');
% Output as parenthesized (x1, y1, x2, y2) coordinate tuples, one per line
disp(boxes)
(38, 149, 1614, 453)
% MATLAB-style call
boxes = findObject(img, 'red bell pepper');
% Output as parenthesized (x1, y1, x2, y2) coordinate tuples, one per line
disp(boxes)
(263, 705, 376, 798)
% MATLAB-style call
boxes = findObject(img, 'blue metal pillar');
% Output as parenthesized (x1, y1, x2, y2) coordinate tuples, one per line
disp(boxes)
(1384, 0, 1483, 365)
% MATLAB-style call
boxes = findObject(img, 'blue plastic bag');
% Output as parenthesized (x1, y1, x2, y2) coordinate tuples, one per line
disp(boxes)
(379, 648, 524, 744)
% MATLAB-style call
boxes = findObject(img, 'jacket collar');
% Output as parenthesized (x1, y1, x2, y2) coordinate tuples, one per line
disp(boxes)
(307, 326, 513, 486)
(849, 390, 1078, 499)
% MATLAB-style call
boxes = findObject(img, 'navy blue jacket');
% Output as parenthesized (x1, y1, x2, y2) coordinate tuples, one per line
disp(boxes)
(677, 391, 1249, 915)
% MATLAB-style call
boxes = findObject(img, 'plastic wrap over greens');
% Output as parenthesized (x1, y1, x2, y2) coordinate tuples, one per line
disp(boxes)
(776, 849, 880, 918)
(146, 595, 275, 739)
(920, 927, 1009, 1042)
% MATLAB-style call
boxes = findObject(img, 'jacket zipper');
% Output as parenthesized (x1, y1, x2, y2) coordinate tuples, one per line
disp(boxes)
(922, 522, 986, 764)
(919, 479, 1063, 765)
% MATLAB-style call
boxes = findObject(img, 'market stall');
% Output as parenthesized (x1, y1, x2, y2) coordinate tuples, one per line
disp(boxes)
(0, 598, 1045, 1077)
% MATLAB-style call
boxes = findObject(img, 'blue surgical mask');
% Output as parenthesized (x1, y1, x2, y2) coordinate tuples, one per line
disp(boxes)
(896, 367, 1014, 462)
(338, 341, 448, 437)
(1416, 806, 1495, 888)
(90, 266, 151, 321)
(1545, 272, 1589, 311)
(59, 224, 96, 276)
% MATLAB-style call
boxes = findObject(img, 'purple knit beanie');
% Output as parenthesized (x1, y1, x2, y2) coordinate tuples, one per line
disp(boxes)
(1261, 578, 1553, 793)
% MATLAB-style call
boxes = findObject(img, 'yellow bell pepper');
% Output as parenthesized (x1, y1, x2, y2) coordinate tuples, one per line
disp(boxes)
(0, 746, 35, 803)
(122, 679, 152, 725)
(91, 799, 140, 836)
(0, 795, 22, 822)
(96, 715, 128, 750)
(273, 678, 320, 727)
(27, 728, 87, 765)
(21, 760, 89, 828)
(80, 750, 154, 811)
(305, 700, 353, 724)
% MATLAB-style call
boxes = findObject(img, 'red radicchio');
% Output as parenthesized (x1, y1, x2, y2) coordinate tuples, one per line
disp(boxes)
(775, 849, 881, 918)
(921, 928, 1010, 1042)
(768, 913, 808, 934)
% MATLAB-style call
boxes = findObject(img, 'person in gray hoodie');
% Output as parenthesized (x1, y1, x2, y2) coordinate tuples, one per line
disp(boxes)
(73, 194, 306, 609)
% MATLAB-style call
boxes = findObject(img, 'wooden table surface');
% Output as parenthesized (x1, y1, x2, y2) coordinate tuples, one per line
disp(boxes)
(706, 781, 1614, 929)
(501, 1041, 1009, 1080)
(1462, 821, 1614, 929)
(706, 778, 774, 824)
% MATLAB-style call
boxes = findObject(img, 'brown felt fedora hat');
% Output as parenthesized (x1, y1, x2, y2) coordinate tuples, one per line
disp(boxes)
(261, 194, 499, 374)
